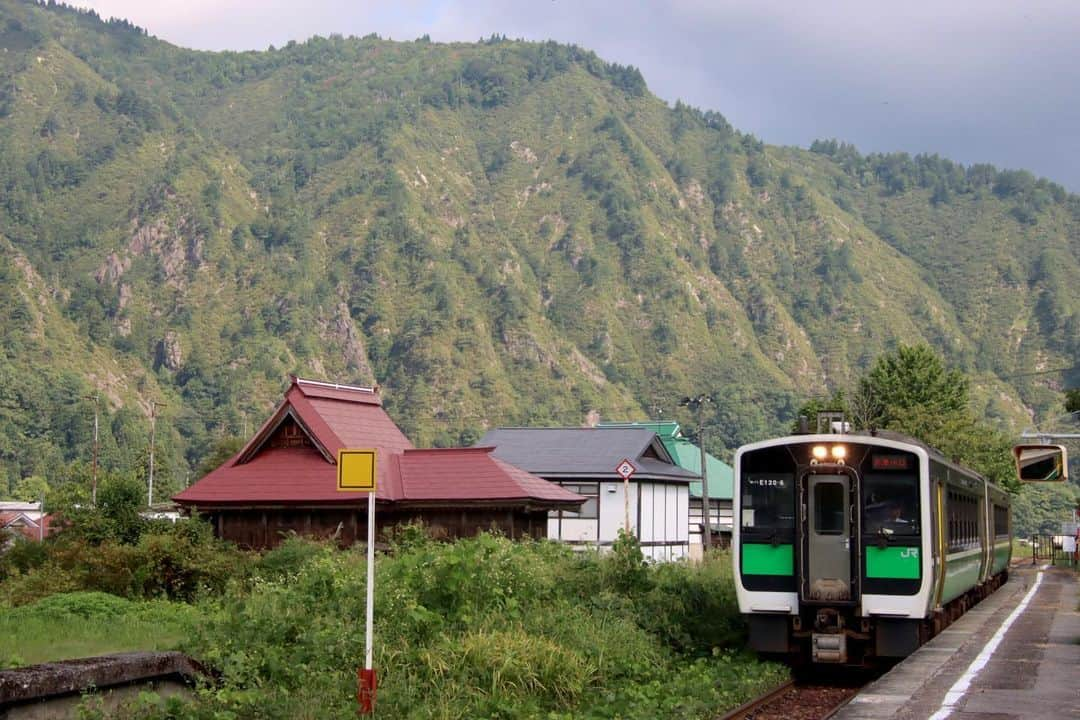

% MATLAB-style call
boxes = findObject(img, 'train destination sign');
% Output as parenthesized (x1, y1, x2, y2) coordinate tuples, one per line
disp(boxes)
(871, 454, 913, 471)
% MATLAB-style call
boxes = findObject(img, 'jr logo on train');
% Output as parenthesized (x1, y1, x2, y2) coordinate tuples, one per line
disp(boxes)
(731, 429, 1048, 666)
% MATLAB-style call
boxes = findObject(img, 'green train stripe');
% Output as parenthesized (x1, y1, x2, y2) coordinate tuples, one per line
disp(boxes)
(866, 546, 920, 579)
(941, 553, 982, 603)
(742, 543, 794, 575)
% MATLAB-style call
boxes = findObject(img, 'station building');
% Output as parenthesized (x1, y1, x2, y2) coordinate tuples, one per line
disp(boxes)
(173, 377, 584, 549)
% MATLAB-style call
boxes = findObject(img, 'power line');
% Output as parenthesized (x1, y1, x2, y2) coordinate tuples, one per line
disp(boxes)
(986, 364, 1079, 381)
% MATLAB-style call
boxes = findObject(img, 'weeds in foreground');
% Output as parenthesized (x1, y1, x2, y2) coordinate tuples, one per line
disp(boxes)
(4, 531, 786, 719)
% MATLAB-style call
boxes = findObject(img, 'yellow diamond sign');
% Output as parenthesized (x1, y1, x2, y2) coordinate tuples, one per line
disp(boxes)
(337, 449, 377, 492)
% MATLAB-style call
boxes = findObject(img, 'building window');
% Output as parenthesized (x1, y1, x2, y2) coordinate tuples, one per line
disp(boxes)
(558, 483, 599, 519)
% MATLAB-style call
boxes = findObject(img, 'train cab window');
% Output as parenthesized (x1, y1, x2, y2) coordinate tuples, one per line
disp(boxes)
(741, 474, 794, 529)
(813, 482, 846, 534)
(863, 473, 919, 536)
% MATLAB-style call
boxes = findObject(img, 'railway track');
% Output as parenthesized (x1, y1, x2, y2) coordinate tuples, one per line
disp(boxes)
(718, 678, 862, 720)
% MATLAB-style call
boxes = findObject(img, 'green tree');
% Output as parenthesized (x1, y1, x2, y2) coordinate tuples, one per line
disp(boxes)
(797, 347, 1019, 492)
(195, 435, 245, 478)
(859, 344, 968, 427)
(1066, 388, 1080, 414)
(10, 475, 49, 503)
(1011, 483, 1080, 536)
(61, 472, 146, 544)
(791, 390, 848, 432)
(888, 405, 1019, 492)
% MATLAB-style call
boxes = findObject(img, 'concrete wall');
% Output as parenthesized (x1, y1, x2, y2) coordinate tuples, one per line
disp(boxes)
(0, 652, 202, 720)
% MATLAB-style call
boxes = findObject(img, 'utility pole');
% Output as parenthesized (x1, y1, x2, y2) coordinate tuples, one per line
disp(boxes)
(86, 394, 99, 507)
(148, 401, 165, 507)
(681, 394, 714, 552)
(39, 489, 44, 542)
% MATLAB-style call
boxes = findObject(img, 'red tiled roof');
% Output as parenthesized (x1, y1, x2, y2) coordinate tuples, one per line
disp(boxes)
(0, 512, 57, 541)
(174, 377, 580, 509)
(397, 448, 584, 503)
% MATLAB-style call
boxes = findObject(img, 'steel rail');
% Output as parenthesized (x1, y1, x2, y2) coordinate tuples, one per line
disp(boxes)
(716, 679, 796, 720)
(717, 679, 862, 720)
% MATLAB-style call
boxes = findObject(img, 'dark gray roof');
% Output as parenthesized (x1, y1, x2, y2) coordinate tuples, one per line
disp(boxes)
(477, 427, 699, 482)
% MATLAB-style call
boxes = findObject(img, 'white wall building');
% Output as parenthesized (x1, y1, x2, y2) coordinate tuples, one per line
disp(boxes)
(598, 421, 735, 558)
(478, 427, 697, 561)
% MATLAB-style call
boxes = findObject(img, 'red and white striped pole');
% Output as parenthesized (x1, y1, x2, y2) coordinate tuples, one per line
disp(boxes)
(359, 489, 377, 715)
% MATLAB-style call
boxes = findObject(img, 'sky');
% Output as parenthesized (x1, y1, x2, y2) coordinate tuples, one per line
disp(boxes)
(75, 1, 1080, 191)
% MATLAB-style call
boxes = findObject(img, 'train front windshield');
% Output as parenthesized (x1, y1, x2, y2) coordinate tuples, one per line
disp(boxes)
(741, 474, 795, 529)
(862, 452, 920, 536)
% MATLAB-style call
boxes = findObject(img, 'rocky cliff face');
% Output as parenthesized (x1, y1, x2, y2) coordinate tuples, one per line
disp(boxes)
(0, 1, 1076, 489)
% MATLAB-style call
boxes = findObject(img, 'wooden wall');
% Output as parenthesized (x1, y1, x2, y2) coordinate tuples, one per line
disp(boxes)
(204, 507, 548, 549)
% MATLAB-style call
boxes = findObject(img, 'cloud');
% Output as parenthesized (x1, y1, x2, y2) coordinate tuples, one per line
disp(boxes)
(72, 1, 1080, 189)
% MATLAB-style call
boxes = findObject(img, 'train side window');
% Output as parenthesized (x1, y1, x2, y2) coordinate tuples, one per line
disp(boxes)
(994, 504, 1009, 538)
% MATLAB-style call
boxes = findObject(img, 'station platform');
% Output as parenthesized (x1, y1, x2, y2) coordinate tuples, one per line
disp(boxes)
(834, 564, 1079, 720)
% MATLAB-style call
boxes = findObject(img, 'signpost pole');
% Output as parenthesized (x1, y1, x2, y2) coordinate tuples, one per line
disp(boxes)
(337, 448, 378, 716)
(615, 459, 637, 535)
(365, 491, 374, 670)
(359, 490, 377, 715)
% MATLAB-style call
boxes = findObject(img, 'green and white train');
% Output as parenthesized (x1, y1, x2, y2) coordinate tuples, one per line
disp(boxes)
(733, 430, 1012, 665)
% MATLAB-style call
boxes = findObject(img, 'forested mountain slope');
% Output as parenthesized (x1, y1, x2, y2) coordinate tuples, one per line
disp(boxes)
(0, 1, 1077, 498)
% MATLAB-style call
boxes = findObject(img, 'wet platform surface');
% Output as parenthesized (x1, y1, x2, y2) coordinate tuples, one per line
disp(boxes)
(834, 564, 1079, 720)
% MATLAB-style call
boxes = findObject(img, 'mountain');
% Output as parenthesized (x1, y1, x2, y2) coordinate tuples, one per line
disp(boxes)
(0, 1, 1077, 499)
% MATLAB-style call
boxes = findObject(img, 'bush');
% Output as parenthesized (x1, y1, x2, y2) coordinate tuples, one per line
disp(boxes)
(635, 551, 746, 654)
(167, 533, 777, 720)
(599, 528, 651, 595)
(0, 520, 247, 605)
(0, 592, 200, 669)
(4, 532, 780, 719)
(419, 629, 594, 708)
(0, 536, 50, 580)
(16, 590, 133, 618)
(253, 535, 327, 580)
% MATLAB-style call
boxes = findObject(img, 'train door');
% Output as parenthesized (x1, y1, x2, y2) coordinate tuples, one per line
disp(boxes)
(803, 474, 852, 601)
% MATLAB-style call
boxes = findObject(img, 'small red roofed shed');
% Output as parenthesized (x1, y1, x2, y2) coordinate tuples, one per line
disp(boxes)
(174, 377, 582, 548)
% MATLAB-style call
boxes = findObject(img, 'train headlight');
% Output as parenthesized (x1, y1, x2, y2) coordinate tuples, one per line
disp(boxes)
(831, 445, 847, 461)
(812, 445, 828, 461)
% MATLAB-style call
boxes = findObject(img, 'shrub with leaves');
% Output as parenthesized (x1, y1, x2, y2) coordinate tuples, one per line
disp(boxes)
(0, 518, 246, 605)
(164, 534, 782, 720)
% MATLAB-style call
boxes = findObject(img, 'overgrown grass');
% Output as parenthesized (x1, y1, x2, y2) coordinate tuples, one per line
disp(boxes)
(0, 591, 197, 668)
(1, 530, 786, 719)
(163, 533, 785, 720)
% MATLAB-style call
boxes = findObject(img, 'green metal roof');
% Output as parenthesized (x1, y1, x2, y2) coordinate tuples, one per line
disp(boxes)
(597, 421, 733, 500)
